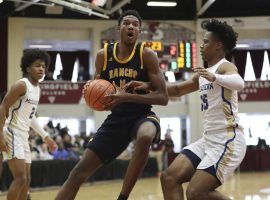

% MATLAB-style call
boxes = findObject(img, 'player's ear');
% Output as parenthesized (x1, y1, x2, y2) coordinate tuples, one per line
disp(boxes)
(26, 66, 30, 73)
(216, 41, 223, 50)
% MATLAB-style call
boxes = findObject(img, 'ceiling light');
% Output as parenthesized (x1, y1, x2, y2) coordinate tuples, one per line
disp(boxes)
(147, 1, 177, 7)
(236, 44, 250, 48)
(28, 44, 53, 49)
(0, 0, 3, 3)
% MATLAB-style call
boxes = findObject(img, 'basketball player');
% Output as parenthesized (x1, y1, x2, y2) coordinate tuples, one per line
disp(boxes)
(126, 19, 246, 200)
(0, 91, 6, 193)
(0, 49, 57, 200)
(55, 10, 168, 200)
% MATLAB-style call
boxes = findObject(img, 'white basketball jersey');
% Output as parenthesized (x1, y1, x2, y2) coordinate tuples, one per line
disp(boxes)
(5, 78, 40, 132)
(199, 58, 242, 132)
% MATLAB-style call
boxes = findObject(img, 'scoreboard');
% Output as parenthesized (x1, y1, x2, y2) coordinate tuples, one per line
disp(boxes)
(144, 41, 197, 72)
(101, 40, 197, 72)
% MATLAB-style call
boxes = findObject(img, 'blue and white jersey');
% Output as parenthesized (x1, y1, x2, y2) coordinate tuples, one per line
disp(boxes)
(5, 78, 40, 133)
(199, 58, 242, 132)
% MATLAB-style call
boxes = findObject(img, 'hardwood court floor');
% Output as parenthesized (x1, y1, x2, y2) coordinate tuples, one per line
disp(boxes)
(1, 171, 270, 200)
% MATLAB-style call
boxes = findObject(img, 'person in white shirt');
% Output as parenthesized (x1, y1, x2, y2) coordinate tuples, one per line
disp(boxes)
(0, 49, 57, 200)
(126, 19, 246, 200)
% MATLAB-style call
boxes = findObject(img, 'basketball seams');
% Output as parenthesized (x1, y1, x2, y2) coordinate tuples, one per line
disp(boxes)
(93, 81, 114, 110)
(84, 79, 115, 111)
(87, 80, 99, 107)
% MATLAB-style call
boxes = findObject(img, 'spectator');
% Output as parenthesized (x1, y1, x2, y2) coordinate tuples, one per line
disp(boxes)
(257, 137, 269, 150)
(53, 142, 70, 160)
(37, 143, 53, 160)
(62, 133, 80, 160)
(77, 65, 90, 81)
(44, 120, 57, 138)
(57, 70, 64, 80)
(163, 127, 175, 169)
(150, 140, 165, 173)
(44, 71, 54, 81)
(74, 135, 84, 156)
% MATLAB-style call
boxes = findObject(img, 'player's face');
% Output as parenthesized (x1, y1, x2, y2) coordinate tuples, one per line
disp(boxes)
(119, 15, 141, 44)
(27, 59, 46, 81)
(200, 32, 220, 61)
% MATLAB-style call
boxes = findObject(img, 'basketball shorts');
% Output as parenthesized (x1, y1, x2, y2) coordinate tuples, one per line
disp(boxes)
(3, 127, 31, 164)
(87, 111, 160, 164)
(182, 127, 246, 184)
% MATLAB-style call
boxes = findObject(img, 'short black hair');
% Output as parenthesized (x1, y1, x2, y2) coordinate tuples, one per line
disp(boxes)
(20, 49, 50, 77)
(202, 19, 238, 53)
(118, 10, 142, 27)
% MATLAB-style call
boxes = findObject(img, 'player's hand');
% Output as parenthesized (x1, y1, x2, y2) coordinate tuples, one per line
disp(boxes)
(104, 81, 126, 110)
(193, 67, 216, 82)
(0, 141, 7, 152)
(0, 133, 7, 152)
(123, 81, 151, 93)
(82, 75, 101, 96)
(44, 137, 57, 152)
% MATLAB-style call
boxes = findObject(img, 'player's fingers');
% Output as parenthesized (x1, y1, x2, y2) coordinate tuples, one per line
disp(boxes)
(95, 74, 100, 79)
(0, 145, 7, 152)
(123, 82, 132, 90)
(103, 102, 114, 110)
(134, 85, 146, 90)
(112, 81, 116, 87)
(112, 81, 121, 90)
(83, 82, 91, 90)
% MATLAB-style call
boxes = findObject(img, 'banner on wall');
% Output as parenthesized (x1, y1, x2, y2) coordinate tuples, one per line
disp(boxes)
(39, 81, 85, 104)
(238, 81, 270, 101)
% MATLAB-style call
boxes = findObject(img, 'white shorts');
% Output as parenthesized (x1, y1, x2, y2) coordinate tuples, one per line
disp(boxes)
(183, 127, 246, 183)
(3, 127, 31, 164)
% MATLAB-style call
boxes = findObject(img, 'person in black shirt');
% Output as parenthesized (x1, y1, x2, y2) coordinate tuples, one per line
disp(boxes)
(55, 10, 168, 200)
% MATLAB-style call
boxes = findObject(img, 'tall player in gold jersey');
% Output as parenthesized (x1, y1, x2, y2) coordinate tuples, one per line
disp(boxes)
(55, 10, 168, 200)
(0, 49, 57, 200)
(127, 19, 246, 200)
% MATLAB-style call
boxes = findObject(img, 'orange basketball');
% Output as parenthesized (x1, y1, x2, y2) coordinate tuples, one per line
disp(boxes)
(83, 79, 115, 111)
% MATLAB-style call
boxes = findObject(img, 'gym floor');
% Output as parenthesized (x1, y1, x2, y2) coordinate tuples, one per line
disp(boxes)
(1, 171, 269, 200)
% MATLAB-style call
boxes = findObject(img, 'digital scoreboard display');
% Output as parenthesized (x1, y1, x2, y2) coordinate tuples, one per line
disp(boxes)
(145, 41, 196, 71)
(144, 41, 163, 51)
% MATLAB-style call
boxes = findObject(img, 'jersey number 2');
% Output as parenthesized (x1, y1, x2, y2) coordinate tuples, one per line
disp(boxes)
(29, 107, 36, 119)
(200, 94, 208, 111)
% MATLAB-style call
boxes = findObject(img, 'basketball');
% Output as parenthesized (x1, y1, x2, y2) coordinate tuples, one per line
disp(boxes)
(83, 79, 115, 111)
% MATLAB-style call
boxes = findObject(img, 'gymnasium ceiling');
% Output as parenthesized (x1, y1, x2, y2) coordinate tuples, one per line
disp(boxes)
(1, 0, 270, 51)
(0, 0, 270, 20)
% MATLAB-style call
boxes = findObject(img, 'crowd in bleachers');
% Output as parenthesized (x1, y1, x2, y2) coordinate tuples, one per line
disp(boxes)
(29, 120, 94, 161)
(29, 120, 177, 175)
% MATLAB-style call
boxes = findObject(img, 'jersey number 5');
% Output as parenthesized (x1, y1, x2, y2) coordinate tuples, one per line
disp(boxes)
(200, 94, 208, 111)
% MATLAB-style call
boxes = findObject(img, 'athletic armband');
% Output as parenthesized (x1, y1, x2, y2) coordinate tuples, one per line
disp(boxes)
(214, 74, 244, 91)
(31, 116, 49, 139)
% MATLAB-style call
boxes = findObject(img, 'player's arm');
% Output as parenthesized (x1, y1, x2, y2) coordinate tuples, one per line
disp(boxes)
(215, 62, 244, 91)
(94, 49, 104, 79)
(167, 74, 200, 97)
(125, 74, 199, 97)
(194, 62, 244, 91)
(0, 81, 26, 152)
(83, 48, 104, 93)
(30, 116, 57, 152)
(139, 47, 168, 105)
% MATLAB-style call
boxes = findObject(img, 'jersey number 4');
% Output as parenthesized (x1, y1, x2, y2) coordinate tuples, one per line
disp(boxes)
(200, 94, 208, 111)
